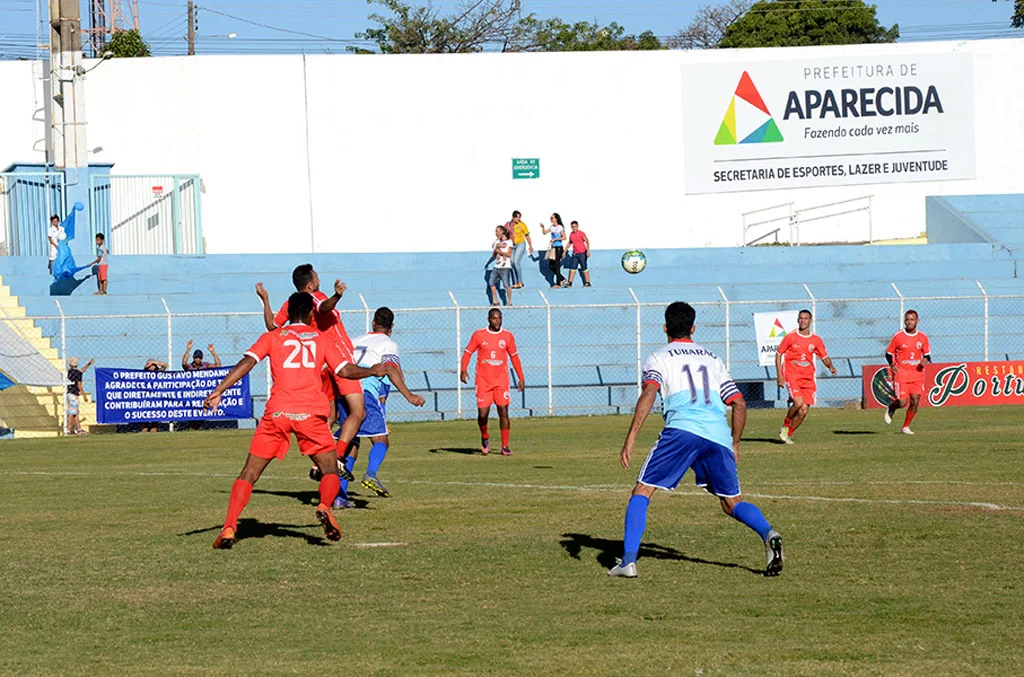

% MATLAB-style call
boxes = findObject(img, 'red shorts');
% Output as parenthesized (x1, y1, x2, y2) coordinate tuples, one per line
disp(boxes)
(249, 412, 334, 460)
(476, 383, 511, 408)
(786, 377, 817, 406)
(97, 265, 108, 282)
(895, 372, 926, 399)
(320, 369, 362, 399)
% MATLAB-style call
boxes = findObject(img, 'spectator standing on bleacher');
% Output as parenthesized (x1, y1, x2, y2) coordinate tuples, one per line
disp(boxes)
(505, 211, 534, 289)
(66, 356, 93, 436)
(563, 220, 592, 288)
(90, 233, 110, 295)
(489, 226, 514, 306)
(47, 215, 65, 274)
(540, 213, 566, 288)
(182, 341, 221, 371)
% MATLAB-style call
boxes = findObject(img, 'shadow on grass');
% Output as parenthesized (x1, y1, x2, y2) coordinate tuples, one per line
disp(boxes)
(560, 532, 763, 575)
(249, 488, 372, 510)
(428, 447, 479, 455)
(533, 465, 555, 469)
(744, 437, 787, 445)
(182, 518, 330, 546)
(832, 430, 878, 435)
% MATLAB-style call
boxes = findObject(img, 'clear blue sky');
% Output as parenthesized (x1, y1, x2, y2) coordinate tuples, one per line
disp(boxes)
(0, 0, 1019, 58)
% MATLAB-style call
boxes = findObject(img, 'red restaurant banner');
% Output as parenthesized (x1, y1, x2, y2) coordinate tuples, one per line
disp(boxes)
(862, 361, 1024, 409)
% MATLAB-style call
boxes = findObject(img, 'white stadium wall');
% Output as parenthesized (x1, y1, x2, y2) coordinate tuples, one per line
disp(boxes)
(1, 39, 1022, 254)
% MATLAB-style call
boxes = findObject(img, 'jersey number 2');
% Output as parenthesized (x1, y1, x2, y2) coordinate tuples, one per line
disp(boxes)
(283, 339, 316, 368)
(682, 365, 710, 405)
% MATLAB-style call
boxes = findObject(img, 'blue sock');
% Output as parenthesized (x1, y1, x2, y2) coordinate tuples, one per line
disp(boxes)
(339, 455, 357, 496)
(621, 495, 650, 566)
(366, 442, 388, 477)
(731, 501, 772, 540)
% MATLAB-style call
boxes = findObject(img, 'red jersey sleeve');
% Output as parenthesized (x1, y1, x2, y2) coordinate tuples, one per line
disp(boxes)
(813, 335, 829, 358)
(506, 332, 524, 382)
(885, 334, 899, 356)
(245, 331, 273, 362)
(922, 334, 931, 357)
(461, 331, 481, 372)
(273, 301, 289, 329)
(323, 337, 351, 374)
(776, 333, 793, 357)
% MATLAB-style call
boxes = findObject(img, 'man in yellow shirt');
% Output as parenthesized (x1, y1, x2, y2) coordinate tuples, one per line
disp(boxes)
(506, 210, 534, 289)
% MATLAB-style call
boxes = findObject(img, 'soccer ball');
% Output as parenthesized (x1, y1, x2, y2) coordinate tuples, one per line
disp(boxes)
(621, 249, 647, 274)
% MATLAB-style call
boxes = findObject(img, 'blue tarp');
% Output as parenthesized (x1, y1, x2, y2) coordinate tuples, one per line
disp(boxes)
(0, 371, 15, 391)
(51, 202, 91, 281)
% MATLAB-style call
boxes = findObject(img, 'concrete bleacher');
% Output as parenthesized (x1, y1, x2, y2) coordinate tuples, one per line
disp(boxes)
(2, 235, 1023, 424)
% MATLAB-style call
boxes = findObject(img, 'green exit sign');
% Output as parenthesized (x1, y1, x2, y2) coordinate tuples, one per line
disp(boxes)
(512, 158, 540, 179)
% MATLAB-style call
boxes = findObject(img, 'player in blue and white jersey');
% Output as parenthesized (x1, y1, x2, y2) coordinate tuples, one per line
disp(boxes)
(609, 302, 784, 578)
(334, 307, 424, 507)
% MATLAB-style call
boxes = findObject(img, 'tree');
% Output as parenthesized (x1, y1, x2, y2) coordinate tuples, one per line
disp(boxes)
(993, 0, 1024, 28)
(99, 29, 151, 58)
(353, 0, 662, 53)
(668, 0, 752, 50)
(513, 17, 662, 51)
(718, 0, 898, 49)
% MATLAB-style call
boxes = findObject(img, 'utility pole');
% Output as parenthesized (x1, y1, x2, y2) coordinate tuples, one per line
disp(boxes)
(187, 1, 196, 55)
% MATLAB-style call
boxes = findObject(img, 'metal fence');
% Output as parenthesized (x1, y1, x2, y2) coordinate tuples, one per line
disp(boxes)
(743, 195, 873, 246)
(18, 285, 1024, 431)
(0, 172, 67, 257)
(90, 174, 203, 255)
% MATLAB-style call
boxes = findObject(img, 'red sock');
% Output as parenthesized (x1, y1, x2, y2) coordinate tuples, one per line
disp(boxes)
(318, 473, 340, 508)
(225, 479, 253, 531)
(784, 418, 792, 428)
(479, 422, 489, 440)
(335, 436, 351, 455)
(904, 410, 916, 428)
(500, 428, 510, 449)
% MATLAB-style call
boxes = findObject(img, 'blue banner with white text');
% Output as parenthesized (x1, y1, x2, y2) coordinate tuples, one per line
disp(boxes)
(96, 367, 250, 424)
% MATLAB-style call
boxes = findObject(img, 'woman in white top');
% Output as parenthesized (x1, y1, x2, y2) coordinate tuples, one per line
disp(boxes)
(539, 212, 566, 288)
(488, 225, 514, 306)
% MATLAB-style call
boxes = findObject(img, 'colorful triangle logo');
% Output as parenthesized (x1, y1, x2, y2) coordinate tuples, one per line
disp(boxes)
(714, 71, 783, 146)
(768, 318, 786, 338)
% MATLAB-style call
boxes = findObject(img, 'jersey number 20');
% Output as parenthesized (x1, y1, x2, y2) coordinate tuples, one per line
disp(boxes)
(283, 339, 316, 369)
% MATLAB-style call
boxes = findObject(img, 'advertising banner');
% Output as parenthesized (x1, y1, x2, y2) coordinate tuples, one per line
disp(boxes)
(862, 361, 1024, 408)
(753, 310, 800, 366)
(96, 367, 251, 424)
(682, 53, 975, 194)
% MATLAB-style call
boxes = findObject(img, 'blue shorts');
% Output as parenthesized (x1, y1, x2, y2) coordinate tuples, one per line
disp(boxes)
(565, 253, 588, 270)
(637, 428, 741, 497)
(336, 391, 387, 438)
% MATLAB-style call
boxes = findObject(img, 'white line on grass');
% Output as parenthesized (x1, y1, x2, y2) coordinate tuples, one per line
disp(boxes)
(1, 472, 1021, 511)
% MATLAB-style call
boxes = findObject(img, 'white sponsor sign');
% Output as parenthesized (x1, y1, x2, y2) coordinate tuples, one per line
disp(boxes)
(682, 53, 975, 194)
(754, 310, 800, 367)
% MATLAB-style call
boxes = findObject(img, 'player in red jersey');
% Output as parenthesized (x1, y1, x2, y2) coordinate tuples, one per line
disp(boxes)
(775, 309, 836, 444)
(884, 309, 932, 435)
(460, 308, 525, 456)
(206, 292, 389, 549)
(257, 264, 364, 480)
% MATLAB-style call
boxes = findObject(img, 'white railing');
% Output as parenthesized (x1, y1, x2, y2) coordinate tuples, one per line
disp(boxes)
(744, 195, 873, 246)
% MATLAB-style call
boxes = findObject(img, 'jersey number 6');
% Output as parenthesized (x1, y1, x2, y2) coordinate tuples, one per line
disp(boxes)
(283, 339, 316, 369)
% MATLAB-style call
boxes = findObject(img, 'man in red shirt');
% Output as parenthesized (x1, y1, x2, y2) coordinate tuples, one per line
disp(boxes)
(885, 310, 932, 435)
(460, 308, 525, 456)
(563, 220, 591, 288)
(205, 292, 388, 549)
(775, 309, 836, 444)
(257, 264, 364, 480)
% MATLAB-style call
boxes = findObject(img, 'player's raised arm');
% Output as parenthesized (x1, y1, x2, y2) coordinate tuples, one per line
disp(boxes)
(317, 279, 347, 314)
(620, 380, 660, 469)
(204, 355, 257, 411)
(256, 283, 277, 331)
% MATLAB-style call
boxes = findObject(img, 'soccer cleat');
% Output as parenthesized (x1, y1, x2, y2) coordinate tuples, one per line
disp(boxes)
(764, 530, 784, 576)
(309, 465, 323, 482)
(316, 504, 342, 541)
(332, 494, 354, 510)
(361, 475, 391, 498)
(212, 526, 236, 550)
(501, 447, 512, 456)
(608, 558, 638, 578)
(901, 427, 914, 435)
(337, 457, 354, 481)
(481, 438, 490, 455)
(884, 407, 893, 425)
(779, 426, 793, 445)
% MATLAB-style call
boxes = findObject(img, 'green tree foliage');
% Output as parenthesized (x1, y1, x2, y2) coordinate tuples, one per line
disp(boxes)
(993, 0, 1024, 28)
(354, 0, 662, 53)
(668, 0, 752, 50)
(718, 0, 899, 49)
(99, 29, 151, 58)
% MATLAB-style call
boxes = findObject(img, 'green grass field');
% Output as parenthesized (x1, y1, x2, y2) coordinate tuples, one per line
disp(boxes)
(2, 407, 1023, 675)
